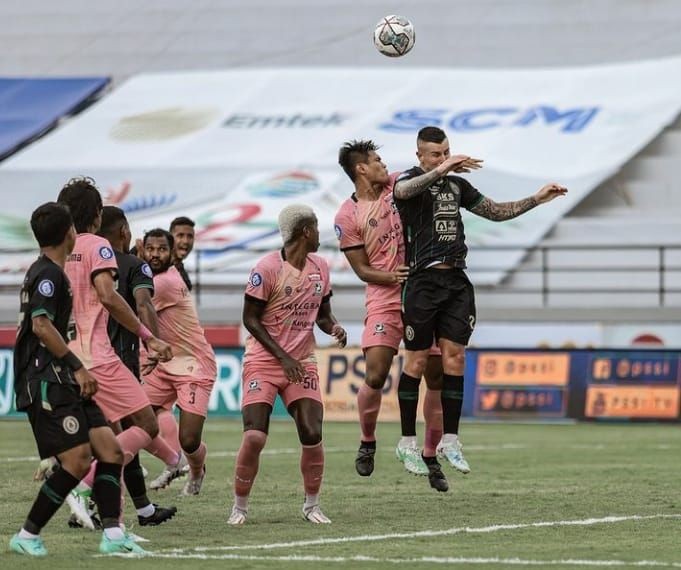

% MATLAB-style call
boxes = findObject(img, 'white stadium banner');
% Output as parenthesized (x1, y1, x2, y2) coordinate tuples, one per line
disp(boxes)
(2, 58, 681, 284)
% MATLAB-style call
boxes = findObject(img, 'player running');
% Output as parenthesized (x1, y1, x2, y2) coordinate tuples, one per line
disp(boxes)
(141, 228, 216, 495)
(56, 178, 187, 504)
(97, 206, 177, 524)
(335, 140, 444, 478)
(10, 202, 144, 556)
(228, 205, 347, 525)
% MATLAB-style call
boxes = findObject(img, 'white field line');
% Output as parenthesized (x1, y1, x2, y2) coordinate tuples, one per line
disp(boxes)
(4, 455, 40, 462)
(2, 443, 531, 463)
(1, 447, 353, 463)
(102, 553, 681, 567)
(207, 446, 353, 458)
(176, 514, 681, 553)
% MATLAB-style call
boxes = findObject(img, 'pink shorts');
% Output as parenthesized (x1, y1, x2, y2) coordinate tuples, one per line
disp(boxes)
(90, 359, 151, 423)
(362, 311, 403, 351)
(142, 367, 214, 418)
(362, 310, 442, 355)
(241, 361, 322, 409)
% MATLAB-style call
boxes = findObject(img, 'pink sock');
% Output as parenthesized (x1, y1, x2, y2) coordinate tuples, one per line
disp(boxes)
(357, 383, 382, 442)
(117, 426, 153, 465)
(119, 485, 126, 525)
(234, 430, 267, 498)
(157, 410, 181, 455)
(301, 442, 324, 496)
(186, 442, 206, 478)
(78, 425, 150, 489)
(81, 425, 152, 486)
(145, 434, 180, 466)
(423, 389, 443, 457)
(80, 461, 97, 489)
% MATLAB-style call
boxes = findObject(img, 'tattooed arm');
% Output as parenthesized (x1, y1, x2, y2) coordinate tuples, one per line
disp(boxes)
(394, 155, 483, 200)
(393, 169, 442, 200)
(470, 183, 568, 221)
(470, 196, 538, 221)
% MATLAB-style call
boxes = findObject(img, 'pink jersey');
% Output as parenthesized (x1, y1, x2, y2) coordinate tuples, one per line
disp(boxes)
(243, 250, 331, 366)
(65, 233, 118, 369)
(334, 173, 404, 313)
(151, 266, 216, 379)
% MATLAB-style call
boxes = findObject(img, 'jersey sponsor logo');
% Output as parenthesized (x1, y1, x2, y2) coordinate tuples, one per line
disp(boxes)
(249, 272, 263, 287)
(334, 224, 342, 240)
(379, 105, 600, 134)
(62, 416, 80, 435)
(141, 263, 153, 278)
(435, 220, 457, 234)
(308, 273, 321, 281)
(405, 325, 415, 341)
(435, 202, 459, 214)
(38, 279, 55, 297)
(99, 246, 114, 260)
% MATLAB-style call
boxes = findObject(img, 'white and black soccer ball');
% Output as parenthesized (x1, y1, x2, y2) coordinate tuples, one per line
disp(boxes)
(373, 15, 415, 57)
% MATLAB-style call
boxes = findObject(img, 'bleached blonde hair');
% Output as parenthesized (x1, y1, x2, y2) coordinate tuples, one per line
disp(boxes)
(278, 204, 316, 245)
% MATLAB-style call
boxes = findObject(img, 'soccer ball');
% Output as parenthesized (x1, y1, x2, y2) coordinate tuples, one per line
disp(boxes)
(373, 15, 415, 57)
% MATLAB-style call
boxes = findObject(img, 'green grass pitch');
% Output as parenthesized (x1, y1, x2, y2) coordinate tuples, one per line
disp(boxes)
(1, 419, 680, 569)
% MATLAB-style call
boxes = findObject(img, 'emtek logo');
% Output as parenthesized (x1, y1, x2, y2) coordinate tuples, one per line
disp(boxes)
(379, 106, 600, 134)
(223, 113, 346, 128)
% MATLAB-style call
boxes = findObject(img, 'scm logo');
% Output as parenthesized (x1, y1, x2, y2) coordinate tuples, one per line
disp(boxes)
(379, 105, 600, 134)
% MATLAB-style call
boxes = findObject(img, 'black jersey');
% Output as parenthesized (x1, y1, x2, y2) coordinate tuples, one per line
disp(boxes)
(107, 250, 154, 373)
(14, 255, 77, 410)
(394, 167, 484, 273)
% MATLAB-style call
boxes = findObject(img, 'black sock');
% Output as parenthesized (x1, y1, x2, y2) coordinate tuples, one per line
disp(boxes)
(92, 461, 122, 529)
(441, 374, 464, 435)
(421, 453, 439, 466)
(360, 440, 376, 450)
(24, 467, 80, 534)
(123, 454, 150, 510)
(398, 372, 421, 437)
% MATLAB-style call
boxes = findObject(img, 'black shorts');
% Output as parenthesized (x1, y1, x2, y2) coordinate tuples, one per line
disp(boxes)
(401, 267, 476, 350)
(25, 380, 108, 459)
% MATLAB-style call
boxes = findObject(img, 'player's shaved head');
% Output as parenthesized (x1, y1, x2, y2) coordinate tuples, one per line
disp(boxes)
(417, 126, 447, 145)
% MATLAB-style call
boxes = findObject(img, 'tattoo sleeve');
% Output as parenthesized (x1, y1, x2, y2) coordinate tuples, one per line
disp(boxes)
(393, 170, 442, 200)
(470, 196, 538, 221)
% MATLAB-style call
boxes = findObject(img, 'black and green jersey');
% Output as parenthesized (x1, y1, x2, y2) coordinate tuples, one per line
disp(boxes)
(107, 250, 154, 374)
(394, 166, 484, 273)
(14, 255, 77, 409)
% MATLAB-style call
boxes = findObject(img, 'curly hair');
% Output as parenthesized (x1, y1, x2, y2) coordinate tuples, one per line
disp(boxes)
(56, 176, 103, 233)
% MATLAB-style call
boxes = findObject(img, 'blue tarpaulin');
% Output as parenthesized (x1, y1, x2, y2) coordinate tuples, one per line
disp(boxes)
(0, 77, 110, 161)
